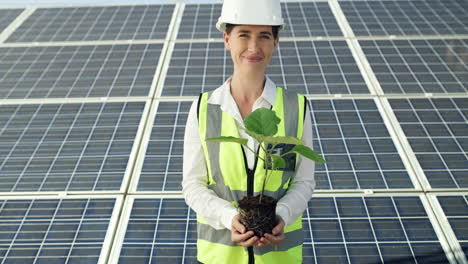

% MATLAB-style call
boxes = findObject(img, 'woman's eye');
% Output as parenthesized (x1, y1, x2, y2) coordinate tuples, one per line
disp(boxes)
(239, 34, 248, 38)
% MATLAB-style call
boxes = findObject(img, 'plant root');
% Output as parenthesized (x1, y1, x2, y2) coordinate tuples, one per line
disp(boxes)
(237, 195, 278, 237)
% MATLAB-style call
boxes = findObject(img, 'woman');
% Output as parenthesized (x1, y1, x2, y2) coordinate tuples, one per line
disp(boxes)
(182, 0, 315, 263)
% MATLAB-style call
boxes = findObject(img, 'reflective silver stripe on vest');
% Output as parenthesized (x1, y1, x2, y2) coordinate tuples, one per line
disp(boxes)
(282, 90, 300, 138)
(198, 223, 237, 247)
(205, 98, 247, 202)
(273, 89, 300, 192)
(254, 229, 304, 255)
(197, 221, 303, 255)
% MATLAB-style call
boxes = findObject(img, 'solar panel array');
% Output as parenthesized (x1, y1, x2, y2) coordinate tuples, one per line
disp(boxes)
(0, 44, 164, 99)
(0, 0, 466, 263)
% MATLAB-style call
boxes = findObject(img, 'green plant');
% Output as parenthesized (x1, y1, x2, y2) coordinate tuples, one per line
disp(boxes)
(206, 107, 325, 201)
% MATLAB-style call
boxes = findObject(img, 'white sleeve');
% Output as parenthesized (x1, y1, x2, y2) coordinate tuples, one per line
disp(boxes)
(182, 100, 238, 230)
(276, 102, 316, 226)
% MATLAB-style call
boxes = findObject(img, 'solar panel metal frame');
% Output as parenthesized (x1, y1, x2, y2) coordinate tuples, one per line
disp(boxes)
(0, 194, 123, 264)
(0, 98, 152, 196)
(0, 8, 30, 43)
(378, 96, 468, 192)
(128, 99, 191, 194)
(107, 194, 142, 264)
(427, 193, 468, 264)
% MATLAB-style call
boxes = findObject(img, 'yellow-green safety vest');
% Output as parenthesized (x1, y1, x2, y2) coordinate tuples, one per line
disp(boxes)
(197, 87, 306, 264)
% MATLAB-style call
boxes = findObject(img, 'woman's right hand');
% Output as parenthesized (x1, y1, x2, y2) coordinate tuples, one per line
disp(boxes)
(231, 215, 258, 247)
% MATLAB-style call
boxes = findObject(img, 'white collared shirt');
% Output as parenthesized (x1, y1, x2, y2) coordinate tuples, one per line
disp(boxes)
(182, 76, 316, 230)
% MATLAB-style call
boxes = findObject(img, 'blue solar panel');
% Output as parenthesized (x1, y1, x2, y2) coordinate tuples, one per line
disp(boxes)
(161, 40, 368, 96)
(116, 197, 450, 263)
(437, 195, 468, 259)
(178, 2, 342, 39)
(0, 44, 163, 99)
(310, 99, 414, 190)
(361, 39, 468, 94)
(340, 0, 468, 36)
(6, 5, 175, 42)
(389, 98, 468, 189)
(137, 101, 190, 191)
(0, 198, 115, 264)
(118, 199, 196, 263)
(0, 9, 23, 34)
(0, 102, 145, 192)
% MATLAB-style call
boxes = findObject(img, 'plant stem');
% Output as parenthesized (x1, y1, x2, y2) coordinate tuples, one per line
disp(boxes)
(243, 144, 265, 162)
(259, 142, 279, 203)
(259, 142, 268, 203)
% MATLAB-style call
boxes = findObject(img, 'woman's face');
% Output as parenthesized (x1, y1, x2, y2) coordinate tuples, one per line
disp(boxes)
(223, 25, 279, 74)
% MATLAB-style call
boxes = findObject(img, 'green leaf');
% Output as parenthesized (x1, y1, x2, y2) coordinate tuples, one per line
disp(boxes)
(291, 145, 326, 164)
(264, 136, 305, 145)
(271, 155, 286, 169)
(243, 129, 265, 143)
(243, 108, 280, 136)
(206, 136, 248, 145)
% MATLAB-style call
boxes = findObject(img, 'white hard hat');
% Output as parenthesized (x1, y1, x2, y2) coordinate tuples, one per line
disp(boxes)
(216, 0, 285, 32)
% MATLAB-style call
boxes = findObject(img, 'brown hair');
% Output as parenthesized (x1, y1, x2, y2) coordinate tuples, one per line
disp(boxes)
(225, 23, 280, 39)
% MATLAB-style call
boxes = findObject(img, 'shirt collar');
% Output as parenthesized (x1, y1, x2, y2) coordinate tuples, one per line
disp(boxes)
(208, 76, 277, 107)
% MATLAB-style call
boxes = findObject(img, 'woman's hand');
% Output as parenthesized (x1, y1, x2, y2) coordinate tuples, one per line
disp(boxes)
(231, 215, 258, 247)
(255, 216, 285, 247)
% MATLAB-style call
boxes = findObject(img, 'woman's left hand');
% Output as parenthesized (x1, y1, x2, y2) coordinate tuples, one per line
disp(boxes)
(255, 216, 285, 247)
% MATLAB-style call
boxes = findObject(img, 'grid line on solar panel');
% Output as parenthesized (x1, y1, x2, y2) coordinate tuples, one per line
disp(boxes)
(177, 2, 343, 40)
(135, 98, 416, 192)
(388, 98, 468, 189)
(340, 0, 468, 36)
(310, 99, 416, 190)
(435, 195, 468, 261)
(159, 40, 369, 97)
(134, 101, 190, 192)
(5, 5, 175, 43)
(360, 39, 468, 94)
(0, 102, 146, 193)
(0, 9, 23, 36)
(0, 197, 116, 264)
(114, 196, 451, 264)
(0, 43, 163, 99)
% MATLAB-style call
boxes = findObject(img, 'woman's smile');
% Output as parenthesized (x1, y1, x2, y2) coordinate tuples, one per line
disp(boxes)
(244, 56, 263, 63)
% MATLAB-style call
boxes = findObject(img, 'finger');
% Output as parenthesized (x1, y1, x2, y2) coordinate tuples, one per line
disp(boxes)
(262, 234, 274, 245)
(232, 217, 246, 234)
(255, 241, 265, 247)
(258, 236, 271, 246)
(264, 233, 285, 245)
(272, 222, 285, 235)
(239, 235, 258, 247)
(232, 230, 254, 243)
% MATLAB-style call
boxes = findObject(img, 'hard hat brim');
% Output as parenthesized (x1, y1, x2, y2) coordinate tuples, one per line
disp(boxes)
(216, 21, 285, 33)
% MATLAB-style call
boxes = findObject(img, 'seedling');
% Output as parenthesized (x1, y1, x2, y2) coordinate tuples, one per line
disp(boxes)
(206, 107, 325, 236)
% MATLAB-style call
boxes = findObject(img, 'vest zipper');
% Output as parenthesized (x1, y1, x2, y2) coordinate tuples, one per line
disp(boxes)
(248, 246, 254, 264)
(241, 145, 259, 264)
(241, 146, 259, 197)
